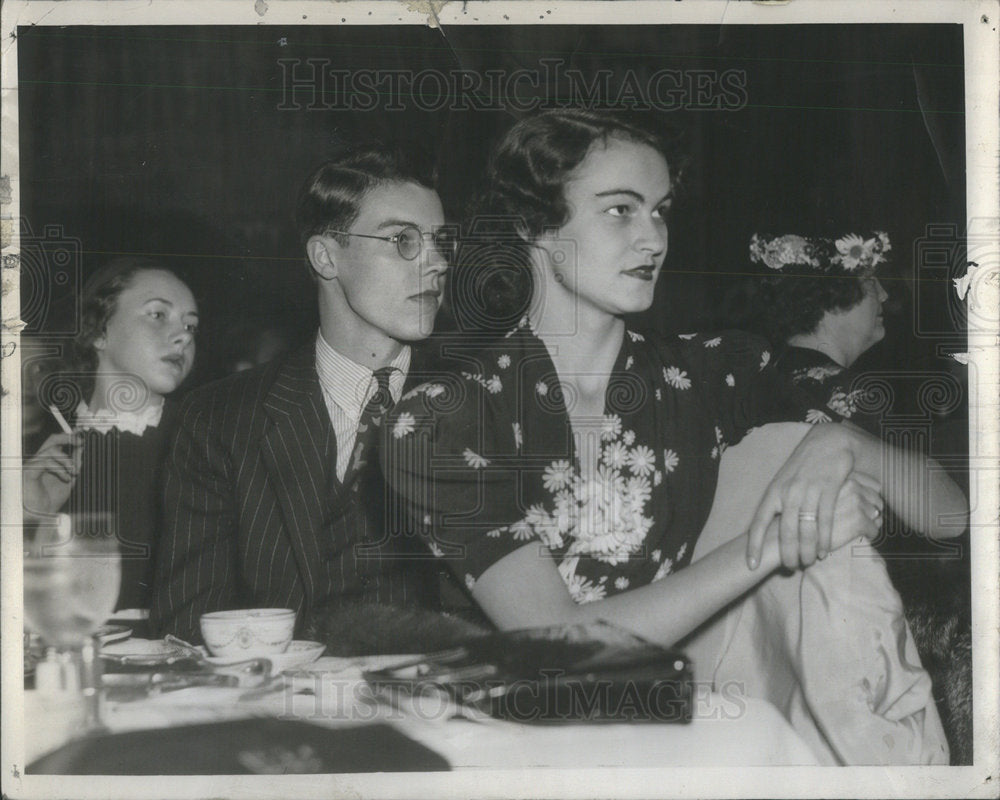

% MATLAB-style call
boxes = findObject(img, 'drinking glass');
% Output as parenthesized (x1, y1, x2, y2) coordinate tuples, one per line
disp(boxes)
(23, 513, 121, 731)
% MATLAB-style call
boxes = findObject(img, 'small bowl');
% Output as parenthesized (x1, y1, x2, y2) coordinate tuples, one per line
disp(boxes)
(200, 608, 295, 657)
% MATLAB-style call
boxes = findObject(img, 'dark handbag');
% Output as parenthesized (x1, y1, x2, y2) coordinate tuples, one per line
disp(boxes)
(365, 620, 692, 724)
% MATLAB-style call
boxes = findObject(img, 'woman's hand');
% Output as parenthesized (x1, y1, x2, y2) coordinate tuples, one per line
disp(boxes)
(827, 471, 883, 556)
(22, 432, 81, 520)
(757, 471, 883, 571)
(746, 423, 859, 569)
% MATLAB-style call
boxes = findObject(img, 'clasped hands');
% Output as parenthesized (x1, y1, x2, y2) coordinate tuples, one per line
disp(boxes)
(747, 424, 884, 571)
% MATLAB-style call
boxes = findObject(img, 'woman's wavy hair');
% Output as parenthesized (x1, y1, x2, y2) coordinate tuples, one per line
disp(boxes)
(73, 256, 187, 379)
(752, 269, 872, 344)
(452, 109, 688, 332)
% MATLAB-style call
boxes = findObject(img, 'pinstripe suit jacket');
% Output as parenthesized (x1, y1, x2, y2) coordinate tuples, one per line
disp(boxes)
(150, 343, 436, 642)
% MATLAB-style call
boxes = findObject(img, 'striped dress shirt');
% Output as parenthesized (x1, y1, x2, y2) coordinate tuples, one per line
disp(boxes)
(315, 332, 410, 482)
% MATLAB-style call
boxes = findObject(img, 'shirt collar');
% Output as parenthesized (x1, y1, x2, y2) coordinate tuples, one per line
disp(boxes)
(74, 399, 164, 435)
(315, 331, 411, 421)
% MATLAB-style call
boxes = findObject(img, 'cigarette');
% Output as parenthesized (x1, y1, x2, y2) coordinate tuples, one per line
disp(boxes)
(48, 405, 74, 435)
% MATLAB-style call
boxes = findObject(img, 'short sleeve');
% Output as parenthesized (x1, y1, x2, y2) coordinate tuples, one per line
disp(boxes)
(380, 375, 539, 589)
(672, 330, 826, 448)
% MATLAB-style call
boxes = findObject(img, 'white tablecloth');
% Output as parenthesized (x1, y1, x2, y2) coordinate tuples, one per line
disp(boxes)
(27, 653, 818, 769)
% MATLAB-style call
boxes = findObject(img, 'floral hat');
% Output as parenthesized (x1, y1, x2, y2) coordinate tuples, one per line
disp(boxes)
(749, 231, 891, 274)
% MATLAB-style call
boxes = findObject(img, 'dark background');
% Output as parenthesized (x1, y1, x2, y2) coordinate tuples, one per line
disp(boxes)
(18, 24, 967, 414)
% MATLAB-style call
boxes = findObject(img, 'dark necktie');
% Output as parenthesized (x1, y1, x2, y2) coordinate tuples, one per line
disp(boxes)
(345, 367, 396, 483)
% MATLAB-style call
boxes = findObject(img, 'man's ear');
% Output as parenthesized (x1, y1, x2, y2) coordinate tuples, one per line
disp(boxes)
(306, 235, 338, 281)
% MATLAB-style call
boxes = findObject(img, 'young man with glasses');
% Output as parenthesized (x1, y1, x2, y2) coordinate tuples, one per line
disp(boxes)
(152, 146, 454, 642)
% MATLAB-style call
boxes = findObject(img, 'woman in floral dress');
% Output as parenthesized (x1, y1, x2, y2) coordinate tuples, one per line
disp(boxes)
(382, 110, 965, 763)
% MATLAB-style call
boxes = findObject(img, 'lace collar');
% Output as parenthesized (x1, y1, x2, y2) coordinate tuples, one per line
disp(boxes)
(74, 400, 164, 436)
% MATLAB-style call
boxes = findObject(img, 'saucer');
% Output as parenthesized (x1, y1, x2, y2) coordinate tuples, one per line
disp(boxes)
(202, 640, 326, 672)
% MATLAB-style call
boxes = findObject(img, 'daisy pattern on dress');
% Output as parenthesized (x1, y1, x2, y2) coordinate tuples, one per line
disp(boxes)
(652, 556, 674, 582)
(625, 355, 634, 370)
(509, 518, 535, 542)
(625, 476, 652, 508)
(486, 527, 503, 538)
(461, 371, 503, 394)
(725, 373, 735, 387)
(602, 441, 629, 469)
(543, 459, 574, 492)
(627, 330, 646, 342)
(536, 380, 549, 397)
(463, 448, 489, 469)
(423, 383, 446, 399)
(510, 515, 537, 541)
(677, 542, 688, 561)
(653, 470, 662, 487)
(806, 408, 833, 424)
(392, 412, 416, 439)
(615, 576, 630, 591)
(759, 351, 771, 370)
(627, 445, 656, 476)
(655, 388, 663, 402)
(523, 505, 564, 549)
(622, 429, 636, 446)
(600, 414, 623, 441)
(512, 421, 523, 449)
(703, 337, 721, 348)
(677, 333, 697, 340)
(827, 390, 860, 417)
(465, 574, 476, 590)
(662, 448, 679, 473)
(428, 542, 445, 557)
(497, 354, 511, 369)
(802, 365, 843, 382)
(558, 556, 607, 604)
(663, 366, 692, 390)
(710, 446, 719, 460)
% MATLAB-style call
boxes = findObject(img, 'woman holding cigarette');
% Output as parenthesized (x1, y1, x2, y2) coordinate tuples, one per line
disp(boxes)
(22, 257, 198, 610)
(382, 109, 965, 763)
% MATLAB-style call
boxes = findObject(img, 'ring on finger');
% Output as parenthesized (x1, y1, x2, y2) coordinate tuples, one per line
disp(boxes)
(798, 511, 818, 523)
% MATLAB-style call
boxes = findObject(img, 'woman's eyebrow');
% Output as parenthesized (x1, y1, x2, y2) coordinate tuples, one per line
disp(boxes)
(594, 189, 644, 201)
(594, 188, 674, 205)
(142, 298, 199, 317)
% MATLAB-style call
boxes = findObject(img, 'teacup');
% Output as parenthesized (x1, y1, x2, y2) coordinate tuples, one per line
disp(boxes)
(199, 608, 295, 657)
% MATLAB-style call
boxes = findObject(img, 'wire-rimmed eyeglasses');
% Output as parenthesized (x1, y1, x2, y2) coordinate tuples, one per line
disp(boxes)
(325, 225, 458, 262)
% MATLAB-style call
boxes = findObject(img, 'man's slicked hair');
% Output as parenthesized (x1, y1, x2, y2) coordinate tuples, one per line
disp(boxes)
(295, 143, 438, 250)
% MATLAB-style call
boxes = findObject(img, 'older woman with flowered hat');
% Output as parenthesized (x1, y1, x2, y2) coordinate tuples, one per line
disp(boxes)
(748, 229, 972, 763)
(748, 231, 892, 430)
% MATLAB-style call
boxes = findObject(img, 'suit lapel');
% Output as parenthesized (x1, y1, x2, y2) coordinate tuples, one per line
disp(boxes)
(261, 345, 341, 608)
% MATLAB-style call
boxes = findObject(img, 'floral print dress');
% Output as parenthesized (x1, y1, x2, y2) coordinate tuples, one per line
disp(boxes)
(382, 320, 819, 605)
(775, 346, 882, 436)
